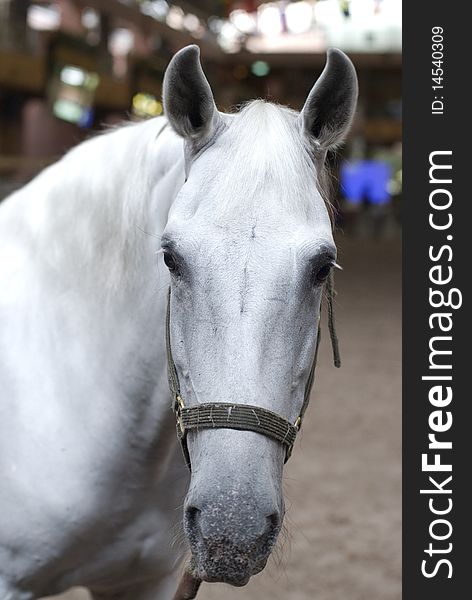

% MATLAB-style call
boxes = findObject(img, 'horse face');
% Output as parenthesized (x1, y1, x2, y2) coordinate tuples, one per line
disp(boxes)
(162, 223, 334, 585)
(162, 46, 357, 585)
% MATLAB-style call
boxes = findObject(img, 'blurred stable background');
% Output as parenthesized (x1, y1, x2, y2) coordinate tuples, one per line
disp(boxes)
(1, 1, 401, 599)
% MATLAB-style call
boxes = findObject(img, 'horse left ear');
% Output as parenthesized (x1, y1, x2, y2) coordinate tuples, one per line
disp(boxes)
(300, 49, 358, 151)
(163, 45, 220, 142)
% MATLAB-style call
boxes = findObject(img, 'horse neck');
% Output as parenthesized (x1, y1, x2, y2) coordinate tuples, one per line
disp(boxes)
(32, 119, 184, 301)
(7, 118, 184, 416)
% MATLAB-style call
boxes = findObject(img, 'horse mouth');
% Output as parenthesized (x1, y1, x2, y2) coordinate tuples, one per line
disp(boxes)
(191, 552, 268, 587)
(200, 570, 251, 587)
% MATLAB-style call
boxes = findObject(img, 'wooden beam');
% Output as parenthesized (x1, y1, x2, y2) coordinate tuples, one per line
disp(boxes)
(221, 51, 402, 70)
(72, 0, 222, 60)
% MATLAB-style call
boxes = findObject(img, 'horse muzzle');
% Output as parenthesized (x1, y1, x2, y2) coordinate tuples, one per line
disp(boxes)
(184, 498, 281, 586)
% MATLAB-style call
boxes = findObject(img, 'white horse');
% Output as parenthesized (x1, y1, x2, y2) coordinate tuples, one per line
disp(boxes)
(0, 46, 357, 599)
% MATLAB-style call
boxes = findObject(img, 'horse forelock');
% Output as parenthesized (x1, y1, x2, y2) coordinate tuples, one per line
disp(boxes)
(191, 100, 331, 223)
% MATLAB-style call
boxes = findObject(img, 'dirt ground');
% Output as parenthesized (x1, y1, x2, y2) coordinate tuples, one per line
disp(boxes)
(47, 237, 402, 600)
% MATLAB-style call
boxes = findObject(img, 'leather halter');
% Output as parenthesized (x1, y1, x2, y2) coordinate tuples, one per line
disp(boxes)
(165, 273, 340, 470)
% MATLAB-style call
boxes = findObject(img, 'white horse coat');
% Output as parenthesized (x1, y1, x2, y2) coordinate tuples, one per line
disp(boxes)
(0, 121, 188, 598)
(0, 46, 357, 599)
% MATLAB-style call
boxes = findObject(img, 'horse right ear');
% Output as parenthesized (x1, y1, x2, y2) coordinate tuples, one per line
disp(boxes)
(300, 48, 358, 151)
(163, 45, 219, 142)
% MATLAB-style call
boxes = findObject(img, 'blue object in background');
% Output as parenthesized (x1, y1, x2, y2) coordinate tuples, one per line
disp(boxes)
(341, 160, 392, 206)
(78, 107, 95, 129)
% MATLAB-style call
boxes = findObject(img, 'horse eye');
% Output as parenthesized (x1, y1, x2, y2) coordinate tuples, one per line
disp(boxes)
(163, 251, 178, 273)
(314, 263, 332, 284)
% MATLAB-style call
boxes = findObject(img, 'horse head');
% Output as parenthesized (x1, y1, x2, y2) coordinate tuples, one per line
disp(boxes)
(162, 45, 357, 587)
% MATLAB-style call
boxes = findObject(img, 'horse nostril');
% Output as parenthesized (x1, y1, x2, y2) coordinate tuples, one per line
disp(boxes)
(265, 512, 281, 537)
(185, 505, 202, 538)
(186, 505, 200, 525)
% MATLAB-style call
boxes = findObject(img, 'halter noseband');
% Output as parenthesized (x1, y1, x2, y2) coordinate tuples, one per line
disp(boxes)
(166, 273, 340, 470)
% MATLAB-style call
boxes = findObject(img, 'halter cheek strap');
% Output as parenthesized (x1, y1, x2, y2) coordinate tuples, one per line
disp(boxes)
(166, 272, 340, 470)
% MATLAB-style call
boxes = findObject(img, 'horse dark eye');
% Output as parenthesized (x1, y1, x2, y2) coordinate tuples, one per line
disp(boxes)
(163, 251, 177, 272)
(314, 263, 332, 284)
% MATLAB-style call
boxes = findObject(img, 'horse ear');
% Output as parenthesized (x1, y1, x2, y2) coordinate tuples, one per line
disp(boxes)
(163, 45, 219, 141)
(300, 48, 358, 151)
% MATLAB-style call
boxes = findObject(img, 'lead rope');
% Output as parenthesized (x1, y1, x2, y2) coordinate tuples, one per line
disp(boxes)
(326, 269, 341, 368)
(294, 269, 341, 429)
(173, 559, 201, 600)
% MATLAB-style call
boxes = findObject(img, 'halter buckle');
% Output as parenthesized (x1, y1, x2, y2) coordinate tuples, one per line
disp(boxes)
(173, 395, 186, 437)
(173, 394, 185, 414)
